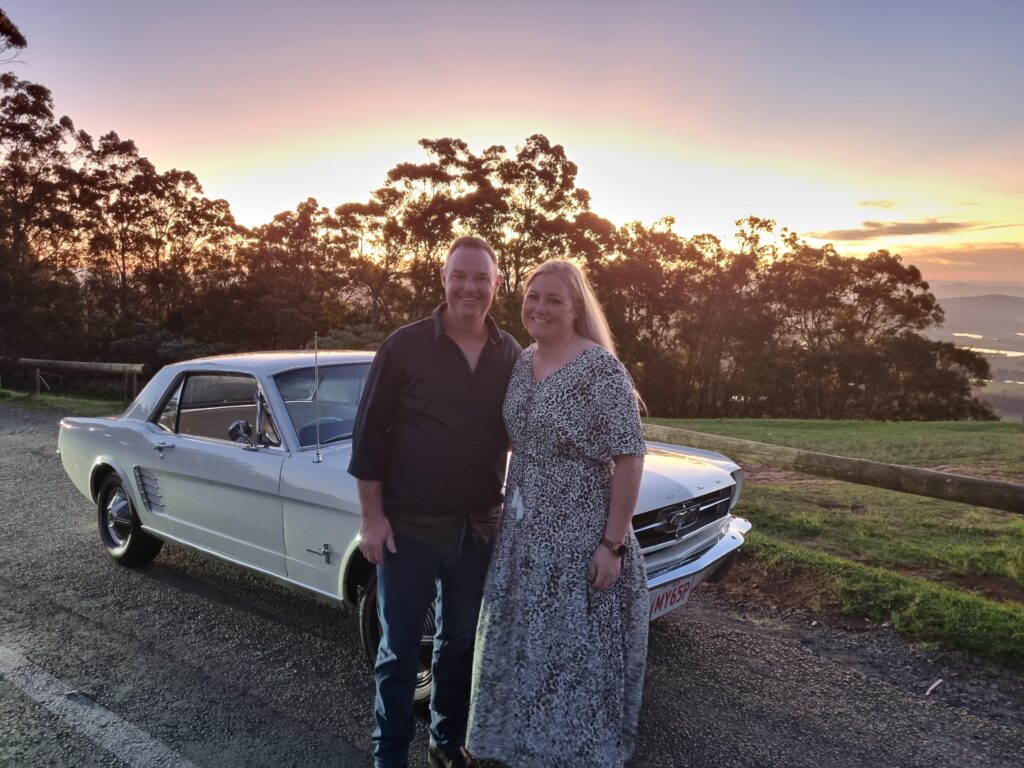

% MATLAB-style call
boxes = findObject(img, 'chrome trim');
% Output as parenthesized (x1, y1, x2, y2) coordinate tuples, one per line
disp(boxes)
(132, 466, 166, 514)
(105, 488, 133, 546)
(138, 527, 348, 606)
(635, 496, 729, 535)
(640, 516, 730, 556)
(646, 516, 750, 590)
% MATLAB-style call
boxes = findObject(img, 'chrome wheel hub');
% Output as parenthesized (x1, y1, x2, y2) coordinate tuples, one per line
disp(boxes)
(105, 489, 132, 546)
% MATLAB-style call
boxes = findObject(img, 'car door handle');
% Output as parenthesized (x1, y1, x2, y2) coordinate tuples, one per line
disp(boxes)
(152, 441, 175, 451)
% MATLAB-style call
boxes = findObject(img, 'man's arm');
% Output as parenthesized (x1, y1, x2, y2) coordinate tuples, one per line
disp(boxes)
(348, 335, 402, 563)
(357, 479, 396, 565)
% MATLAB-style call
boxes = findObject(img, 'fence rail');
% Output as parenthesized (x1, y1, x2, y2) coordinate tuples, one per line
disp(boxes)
(13, 358, 146, 400)
(643, 423, 1024, 516)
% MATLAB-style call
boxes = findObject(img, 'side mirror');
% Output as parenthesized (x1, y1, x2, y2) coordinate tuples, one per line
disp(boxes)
(228, 419, 255, 447)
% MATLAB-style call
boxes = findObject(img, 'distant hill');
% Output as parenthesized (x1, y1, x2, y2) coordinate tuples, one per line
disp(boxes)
(927, 294, 1024, 354)
(929, 281, 1024, 299)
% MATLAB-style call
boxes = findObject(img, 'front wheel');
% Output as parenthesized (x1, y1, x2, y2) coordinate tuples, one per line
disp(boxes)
(96, 474, 163, 566)
(358, 573, 436, 705)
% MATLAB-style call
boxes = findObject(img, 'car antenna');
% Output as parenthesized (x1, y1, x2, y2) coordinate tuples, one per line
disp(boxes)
(313, 330, 323, 464)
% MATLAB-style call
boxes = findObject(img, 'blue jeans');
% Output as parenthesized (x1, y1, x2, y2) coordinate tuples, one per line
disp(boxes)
(373, 532, 492, 768)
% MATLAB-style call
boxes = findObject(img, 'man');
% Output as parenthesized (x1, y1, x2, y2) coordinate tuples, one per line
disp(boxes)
(348, 236, 521, 768)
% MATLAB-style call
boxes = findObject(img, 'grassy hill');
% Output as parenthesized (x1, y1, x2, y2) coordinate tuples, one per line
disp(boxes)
(649, 418, 1024, 668)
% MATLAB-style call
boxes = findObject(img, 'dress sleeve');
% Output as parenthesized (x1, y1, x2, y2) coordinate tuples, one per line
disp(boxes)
(588, 351, 647, 462)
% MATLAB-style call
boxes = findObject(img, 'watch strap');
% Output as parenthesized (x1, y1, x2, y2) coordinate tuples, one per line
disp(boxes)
(600, 536, 627, 557)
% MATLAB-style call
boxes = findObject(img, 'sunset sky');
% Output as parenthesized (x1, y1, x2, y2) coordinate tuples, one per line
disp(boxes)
(6, 1, 1023, 284)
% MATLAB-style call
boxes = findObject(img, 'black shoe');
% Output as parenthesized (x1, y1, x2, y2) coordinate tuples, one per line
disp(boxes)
(426, 744, 477, 768)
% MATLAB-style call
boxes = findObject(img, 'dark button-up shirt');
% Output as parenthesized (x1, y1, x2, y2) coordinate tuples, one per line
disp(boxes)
(347, 305, 521, 553)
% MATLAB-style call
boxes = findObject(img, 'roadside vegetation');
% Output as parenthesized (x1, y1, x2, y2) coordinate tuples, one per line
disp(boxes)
(0, 388, 123, 417)
(652, 418, 1024, 669)
(647, 417, 1024, 477)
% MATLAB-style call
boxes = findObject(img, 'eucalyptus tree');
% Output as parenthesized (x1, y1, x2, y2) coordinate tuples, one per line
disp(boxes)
(0, 74, 91, 269)
(232, 198, 349, 348)
(0, 8, 26, 61)
(0, 73, 89, 358)
(334, 187, 416, 331)
(490, 134, 591, 295)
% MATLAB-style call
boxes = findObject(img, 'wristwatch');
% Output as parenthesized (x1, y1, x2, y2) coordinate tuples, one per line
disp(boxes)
(600, 537, 627, 557)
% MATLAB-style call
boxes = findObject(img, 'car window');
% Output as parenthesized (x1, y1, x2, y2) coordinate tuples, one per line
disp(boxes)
(172, 373, 281, 447)
(156, 379, 183, 434)
(274, 363, 370, 447)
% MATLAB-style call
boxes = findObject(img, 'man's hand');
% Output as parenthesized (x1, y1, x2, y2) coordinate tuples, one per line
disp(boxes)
(359, 514, 396, 565)
(356, 479, 396, 565)
(588, 545, 622, 591)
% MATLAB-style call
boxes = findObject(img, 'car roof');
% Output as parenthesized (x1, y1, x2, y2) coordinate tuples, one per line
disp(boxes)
(162, 351, 374, 377)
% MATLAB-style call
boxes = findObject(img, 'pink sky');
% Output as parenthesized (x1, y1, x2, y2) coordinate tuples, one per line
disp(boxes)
(5, 0, 1023, 284)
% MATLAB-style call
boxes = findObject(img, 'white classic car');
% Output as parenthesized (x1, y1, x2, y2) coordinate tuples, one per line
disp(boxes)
(58, 352, 751, 701)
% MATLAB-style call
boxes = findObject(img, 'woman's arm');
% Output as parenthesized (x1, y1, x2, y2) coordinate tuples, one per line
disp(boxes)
(589, 454, 645, 591)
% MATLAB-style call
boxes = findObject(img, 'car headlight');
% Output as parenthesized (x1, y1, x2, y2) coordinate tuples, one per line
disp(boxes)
(729, 468, 743, 510)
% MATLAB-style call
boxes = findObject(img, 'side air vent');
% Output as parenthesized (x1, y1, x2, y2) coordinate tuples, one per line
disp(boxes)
(133, 466, 166, 514)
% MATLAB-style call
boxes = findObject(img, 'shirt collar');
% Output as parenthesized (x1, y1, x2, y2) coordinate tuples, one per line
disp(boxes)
(432, 303, 503, 346)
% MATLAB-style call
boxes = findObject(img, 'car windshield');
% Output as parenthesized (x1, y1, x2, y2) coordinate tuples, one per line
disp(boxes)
(273, 363, 371, 447)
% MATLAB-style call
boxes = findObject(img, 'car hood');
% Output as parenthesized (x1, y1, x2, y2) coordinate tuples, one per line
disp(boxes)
(635, 450, 736, 514)
(306, 441, 736, 516)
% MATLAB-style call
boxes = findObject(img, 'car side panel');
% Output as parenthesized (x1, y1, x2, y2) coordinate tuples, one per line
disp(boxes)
(137, 424, 287, 574)
(58, 417, 172, 536)
(279, 448, 362, 598)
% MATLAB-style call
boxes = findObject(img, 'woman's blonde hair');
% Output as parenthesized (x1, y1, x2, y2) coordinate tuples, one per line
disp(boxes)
(524, 259, 617, 358)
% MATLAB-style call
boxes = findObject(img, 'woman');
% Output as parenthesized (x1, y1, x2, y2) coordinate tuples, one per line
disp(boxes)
(467, 260, 648, 768)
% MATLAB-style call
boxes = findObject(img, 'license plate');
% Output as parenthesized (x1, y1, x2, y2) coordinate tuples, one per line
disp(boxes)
(649, 574, 697, 620)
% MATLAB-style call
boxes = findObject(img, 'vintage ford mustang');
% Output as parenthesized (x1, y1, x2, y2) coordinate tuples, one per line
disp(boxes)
(58, 352, 751, 700)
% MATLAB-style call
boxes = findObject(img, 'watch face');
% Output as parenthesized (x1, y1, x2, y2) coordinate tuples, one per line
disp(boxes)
(613, 543, 627, 556)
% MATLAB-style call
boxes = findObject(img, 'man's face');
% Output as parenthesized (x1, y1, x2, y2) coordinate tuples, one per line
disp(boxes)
(440, 246, 502, 324)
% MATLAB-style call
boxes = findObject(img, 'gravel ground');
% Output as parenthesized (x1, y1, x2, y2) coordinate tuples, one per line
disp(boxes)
(2, 403, 1023, 768)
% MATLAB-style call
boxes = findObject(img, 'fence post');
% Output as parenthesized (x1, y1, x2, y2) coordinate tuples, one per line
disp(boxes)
(35, 368, 40, 396)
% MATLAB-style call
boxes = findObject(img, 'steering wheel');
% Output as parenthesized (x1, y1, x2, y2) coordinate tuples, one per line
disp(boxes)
(298, 417, 348, 446)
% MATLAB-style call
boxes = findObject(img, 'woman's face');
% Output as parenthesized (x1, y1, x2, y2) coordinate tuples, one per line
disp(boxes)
(522, 272, 578, 344)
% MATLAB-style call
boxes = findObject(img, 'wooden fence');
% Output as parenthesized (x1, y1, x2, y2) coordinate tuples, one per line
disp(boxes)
(643, 423, 1024, 516)
(13, 358, 146, 400)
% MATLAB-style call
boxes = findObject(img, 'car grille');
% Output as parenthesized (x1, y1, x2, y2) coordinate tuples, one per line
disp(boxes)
(633, 487, 732, 550)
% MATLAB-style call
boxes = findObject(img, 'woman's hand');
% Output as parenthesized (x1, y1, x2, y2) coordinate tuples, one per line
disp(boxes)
(588, 545, 623, 591)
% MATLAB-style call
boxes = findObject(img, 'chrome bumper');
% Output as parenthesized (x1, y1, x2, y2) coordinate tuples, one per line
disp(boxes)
(645, 516, 752, 591)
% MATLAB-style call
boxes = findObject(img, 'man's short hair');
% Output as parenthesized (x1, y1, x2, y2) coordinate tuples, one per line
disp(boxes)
(444, 235, 497, 274)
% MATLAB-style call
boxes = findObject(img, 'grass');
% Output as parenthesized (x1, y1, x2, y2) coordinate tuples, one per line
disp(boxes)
(738, 483, 1024, 590)
(647, 417, 1024, 667)
(0, 388, 124, 417)
(744, 532, 1024, 669)
(646, 417, 1024, 478)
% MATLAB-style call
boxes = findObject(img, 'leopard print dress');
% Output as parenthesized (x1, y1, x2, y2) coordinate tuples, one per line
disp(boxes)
(467, 345, 649, 768)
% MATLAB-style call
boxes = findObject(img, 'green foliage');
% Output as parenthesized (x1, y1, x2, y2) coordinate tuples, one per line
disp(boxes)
(312, 323, 389, 351)
(0, 388, 122, 416)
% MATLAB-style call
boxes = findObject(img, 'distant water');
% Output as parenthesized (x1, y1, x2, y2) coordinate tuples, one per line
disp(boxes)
(967, 346, 1024, 358)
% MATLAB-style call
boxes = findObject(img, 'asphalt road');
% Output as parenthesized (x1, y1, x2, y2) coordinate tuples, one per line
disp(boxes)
(2, 404, 1023, 768)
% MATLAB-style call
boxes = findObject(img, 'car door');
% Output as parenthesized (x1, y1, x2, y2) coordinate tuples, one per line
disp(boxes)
(279, 448, 362, 598)
(140, 371, 287, 574)
(272, 363, 367, 597)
